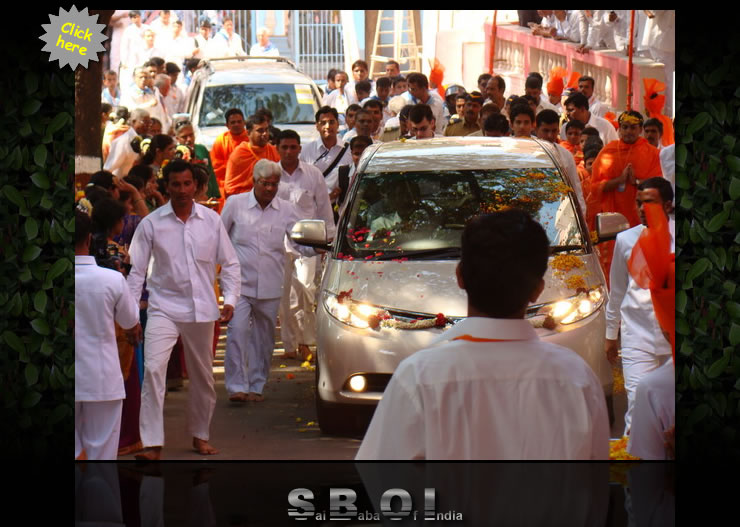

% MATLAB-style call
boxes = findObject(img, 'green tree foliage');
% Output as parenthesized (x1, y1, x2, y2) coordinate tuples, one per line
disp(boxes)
(677, 37, 740, 460)
(0, 41, 74, 459)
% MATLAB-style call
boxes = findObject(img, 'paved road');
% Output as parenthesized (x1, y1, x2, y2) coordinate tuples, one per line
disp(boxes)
(119, 323, 626, 461)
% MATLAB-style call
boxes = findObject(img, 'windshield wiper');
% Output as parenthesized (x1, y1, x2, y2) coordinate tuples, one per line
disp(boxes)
(373, 247, 461, 260)
(549, 245, 586, 254)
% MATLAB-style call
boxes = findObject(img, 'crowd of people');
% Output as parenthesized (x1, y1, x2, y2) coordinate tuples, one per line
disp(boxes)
(76, 10, 674, 460)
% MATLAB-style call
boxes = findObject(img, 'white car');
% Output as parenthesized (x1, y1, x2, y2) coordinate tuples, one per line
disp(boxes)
(180, 56, 323, 150)
(293, 137, 625, 435)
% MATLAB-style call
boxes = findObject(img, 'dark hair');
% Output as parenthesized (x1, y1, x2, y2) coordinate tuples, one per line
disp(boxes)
(406, 72, 429, 89)
(363, 99, 383, 112)
(391, 75, 406, 87)
(148, 57, 165, 68)
(582, 126, 600, 137)
(346, 103, 362, 114)
(84, 185, 111, 207)
(638, 176, 674, 203)
(225, 108, 244, 123)
(277, 128, 300, 146)
(583, 136, 604, 152)
(375, 76, 391, 90)
(528, 72, 544, 83)
(114, 106, 130, 123)
(165, 61, 181, 75)
(334, 70, 349, 81)
(578, 75, 595, 88)
(509, 104, 535, 125)
(565, 120, 586, 132)
(89, 170, 115, 190)
(479, 102, 500, 118)
(315, 105, 339, 123)
(356, 80, 372, 94)
(387, 59, 400, 69)
(91, 197, 126, 236)
(75, 209, 92, 247)
(522, 94, 539, 106)
(255, 107, 274, 122)
(461, 210, 549, 317)
(408, 103, 434, 124)
(138, 134, 174, 165)
(190, 163, 209, 192)
(161, 159, 193, 183)
(349, 135, 373, 150)
(101, 102, 112, 116)
(185, 58, 200, 72)
(583, 145, 602, 161)
(352, 60, 368, 71)
(535, 109, 560, 127)
(327, 68, 338, 81)
(246, 113, 270, 131)
(477, 73, 493, 86)
(525, 75, 543, 90)
(128, 164, 155, 183)
(643, 118, 663, 134)
(123, 174, 145, 190)
(564, 92, 589, 111)
(483, 113, 510, 135)
(493, 75, 506, 93)
(398, 104, 413, 121)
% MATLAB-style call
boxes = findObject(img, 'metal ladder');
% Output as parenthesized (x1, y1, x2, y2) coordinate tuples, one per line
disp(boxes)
(368, 10, 422, 79)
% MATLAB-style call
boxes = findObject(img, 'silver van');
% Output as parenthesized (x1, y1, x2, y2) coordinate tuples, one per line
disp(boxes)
(181, 56, 322, 150)
(293, 137, 623, 435)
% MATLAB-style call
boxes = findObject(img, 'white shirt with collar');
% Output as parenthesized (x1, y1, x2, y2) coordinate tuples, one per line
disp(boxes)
(356, 317, 610, 460)
(588, 95, 607, 118)
(277, 160, 336, 239)
(605, 219, 675, 355)
(221, 191, 314, 299)
(402, 90, 447, 134)
(128, 201, 241, 323)
(299, 138, 352, 195)
(210, 30, 245, 57)
(75, 255, 139, 402)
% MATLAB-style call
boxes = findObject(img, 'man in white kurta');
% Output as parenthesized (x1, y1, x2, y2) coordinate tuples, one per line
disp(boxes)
(356, 210, 609, 460)
(128, 160, 241, 459)
(221, 160, 318, 401)
(560, 92, 618, 144)
(627, 360, 675, 459)
(103, 108, 151, 178)
(75, 210, 139, 460)
(605, 178, 674, 435)
(277, 131, 336, 360)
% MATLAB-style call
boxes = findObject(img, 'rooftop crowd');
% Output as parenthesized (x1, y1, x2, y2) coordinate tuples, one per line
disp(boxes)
(76, 10, 675, 461)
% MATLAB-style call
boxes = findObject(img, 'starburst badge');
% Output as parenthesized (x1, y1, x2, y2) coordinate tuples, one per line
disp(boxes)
(40, 6, 108, 70)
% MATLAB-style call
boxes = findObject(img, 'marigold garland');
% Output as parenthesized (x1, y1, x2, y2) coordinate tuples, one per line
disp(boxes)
(609, 436, 640, 460)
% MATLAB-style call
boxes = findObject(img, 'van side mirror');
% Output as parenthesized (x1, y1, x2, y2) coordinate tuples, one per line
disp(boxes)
(290, 220, 332, 251)
(596, 212, 630, 242)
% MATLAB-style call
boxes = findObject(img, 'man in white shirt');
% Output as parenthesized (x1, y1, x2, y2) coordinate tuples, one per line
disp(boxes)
(300, 106, 352, 203)
(128, 160, 241, 460)
(221, 159, 318, 401)
(605, 177, 674, 435)
(278, 130, 336, 361)
(356, 210, 609, 460)
(407, 103, 444, 140)
(628, 360, 675, 460)
(148, 10, 176, 44)
(560, 92, 617, 144)
(525, 75, 559, 115)
(323, 70, 356, 116)
(578, 76, 607, 118)
(119, 11, 148, 89)
(249, 26, 280, 56)
(103, 108, 151, 178)
(210, 16, 245, 57)
(165, 62, 186, 115)
(75, 210, 139, 460)
(405, 73, 447, 135)
(121, 67, 170, 135)
(535, 109, 587, 215)
(165, 20, 190, 68)
(192, 17, 214, 60)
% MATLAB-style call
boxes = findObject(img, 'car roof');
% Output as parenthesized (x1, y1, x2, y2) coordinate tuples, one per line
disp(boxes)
(197, 58, 317, 86)
(363, 136, 560, 172)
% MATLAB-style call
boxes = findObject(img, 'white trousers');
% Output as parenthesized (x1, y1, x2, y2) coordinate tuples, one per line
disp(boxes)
(140, 315, 216, 448)
(224, 295, 281, 395)
(75, 399, 123, 460)
(279, 253, 319, 353)
(621, 347, 670, 436)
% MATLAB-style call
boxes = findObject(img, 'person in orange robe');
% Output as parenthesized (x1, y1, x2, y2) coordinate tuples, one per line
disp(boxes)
(589, 111, 664, 282)
(560, 120, 585, 166)
(224, 114, 280, 197)
(643, 78, 674, 147)
(211, 109, 249, 208)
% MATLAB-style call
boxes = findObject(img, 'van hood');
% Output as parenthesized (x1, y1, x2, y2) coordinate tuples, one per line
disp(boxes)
(323, 254, 605, 318)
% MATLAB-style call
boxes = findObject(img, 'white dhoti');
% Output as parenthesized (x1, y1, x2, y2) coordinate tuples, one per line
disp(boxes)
(74, 399, 123, 460)
(225, 295, 281, 395)
(621, 347, 671, 436)
(279, 253, 319, 354)
(139, 315, 216, 447)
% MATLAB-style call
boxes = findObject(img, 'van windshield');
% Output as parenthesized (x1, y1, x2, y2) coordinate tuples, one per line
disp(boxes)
(199, 83, 319, 126)
(339, 168, 584, 260)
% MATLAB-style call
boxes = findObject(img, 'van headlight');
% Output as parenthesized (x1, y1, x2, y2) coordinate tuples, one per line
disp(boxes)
(324, 291, 388, 329)
(542, 286, 605, 325)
